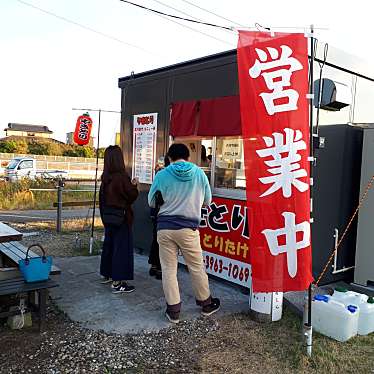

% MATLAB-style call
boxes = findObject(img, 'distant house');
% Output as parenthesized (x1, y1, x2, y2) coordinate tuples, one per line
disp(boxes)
(4, 123, 53, 139)
(66, 132, 94, 147)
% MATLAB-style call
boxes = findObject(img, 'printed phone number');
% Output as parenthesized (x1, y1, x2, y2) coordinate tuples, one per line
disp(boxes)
(204, 254, 250, 284)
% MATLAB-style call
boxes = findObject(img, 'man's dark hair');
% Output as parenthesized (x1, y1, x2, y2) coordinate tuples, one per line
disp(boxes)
(167, 143, 190, 162)
(164, 153, 171, 167)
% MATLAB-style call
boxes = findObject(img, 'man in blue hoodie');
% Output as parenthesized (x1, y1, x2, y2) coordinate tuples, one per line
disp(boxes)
(148, 143, 220, 323)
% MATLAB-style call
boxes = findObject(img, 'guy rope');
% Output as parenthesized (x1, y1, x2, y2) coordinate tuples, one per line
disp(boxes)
(315, 175, 374, 286)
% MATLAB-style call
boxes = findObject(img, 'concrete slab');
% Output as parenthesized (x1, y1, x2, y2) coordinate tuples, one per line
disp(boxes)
(50, 254, 249, 335)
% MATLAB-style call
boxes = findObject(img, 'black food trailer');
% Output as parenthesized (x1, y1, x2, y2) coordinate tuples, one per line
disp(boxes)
(118, 44, 374, 290)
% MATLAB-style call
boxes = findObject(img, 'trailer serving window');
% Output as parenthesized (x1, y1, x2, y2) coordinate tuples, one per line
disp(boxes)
(170, 96, 245, 200)
(214, 136, 245, 191)
(171, 137, 213, 181)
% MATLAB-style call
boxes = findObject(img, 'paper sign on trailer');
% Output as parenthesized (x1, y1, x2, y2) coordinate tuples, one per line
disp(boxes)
(132, 113, 158, 184)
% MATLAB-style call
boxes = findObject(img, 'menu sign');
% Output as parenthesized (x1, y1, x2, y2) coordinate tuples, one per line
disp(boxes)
(222, 139, 242, 160)
(132, 113, 158, 184)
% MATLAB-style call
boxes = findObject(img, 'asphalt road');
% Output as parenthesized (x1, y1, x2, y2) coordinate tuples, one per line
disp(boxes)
(0, 208, 100, 223)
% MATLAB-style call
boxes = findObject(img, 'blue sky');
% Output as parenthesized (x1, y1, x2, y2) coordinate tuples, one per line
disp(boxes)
(0, 0, 372, 146)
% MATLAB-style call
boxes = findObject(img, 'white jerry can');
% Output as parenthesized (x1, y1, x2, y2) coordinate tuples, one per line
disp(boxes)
(249, 290, 283, 322)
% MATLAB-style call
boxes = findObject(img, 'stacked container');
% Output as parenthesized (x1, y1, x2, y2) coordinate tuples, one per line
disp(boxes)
(331, 288, 374, 336)
(357, 297, 374, 335)
(312, 295, 359, 342)
(331, 287, 368, 305)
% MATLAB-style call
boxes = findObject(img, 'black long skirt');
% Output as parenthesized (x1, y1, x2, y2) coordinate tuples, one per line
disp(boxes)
(100, 222, 134, 281)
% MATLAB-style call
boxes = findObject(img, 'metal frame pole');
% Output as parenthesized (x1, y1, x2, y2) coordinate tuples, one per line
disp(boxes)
(56, 178, 63, 233)
(89, 109, 101, 255)
(304, 24, 315, 358)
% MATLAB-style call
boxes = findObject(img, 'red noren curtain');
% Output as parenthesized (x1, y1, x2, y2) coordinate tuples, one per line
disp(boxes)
(170, 100, 198, 137)
(170, 96, 242, 137)
(198, 96, 241, 136)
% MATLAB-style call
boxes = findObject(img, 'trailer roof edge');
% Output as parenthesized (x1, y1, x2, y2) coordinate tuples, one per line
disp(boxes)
(118, 49, 237, 86)
(118, 48, 374, 87)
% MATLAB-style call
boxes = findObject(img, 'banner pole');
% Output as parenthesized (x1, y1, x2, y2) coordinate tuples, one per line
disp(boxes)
(305, 24, 315, 358)
(89, 109, 101, 255)
(71, 107, 121, 255)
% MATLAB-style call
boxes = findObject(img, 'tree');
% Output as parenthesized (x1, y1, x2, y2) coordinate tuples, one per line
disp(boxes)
(74, 146, 95, 158)
(46, 142, 63, 156)
(0, 140, 17, 153)
(14, 140, 28, 154)
(27, 141, 49, 155)
(97, 148, 105, 159)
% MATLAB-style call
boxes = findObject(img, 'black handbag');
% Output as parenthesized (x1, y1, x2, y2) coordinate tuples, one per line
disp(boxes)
(100, 184, 126, 227)
(101, 205, 126, 227)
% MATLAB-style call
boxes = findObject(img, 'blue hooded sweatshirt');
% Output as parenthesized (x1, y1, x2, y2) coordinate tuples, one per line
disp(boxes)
(148, 161, 212, 230)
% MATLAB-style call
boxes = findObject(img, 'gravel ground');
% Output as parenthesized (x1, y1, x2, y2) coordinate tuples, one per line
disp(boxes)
(0, 304, 219, 373)
(1, 223, 373, 373)
(9, 222, 104, 257)
(1, 302, 373, 374)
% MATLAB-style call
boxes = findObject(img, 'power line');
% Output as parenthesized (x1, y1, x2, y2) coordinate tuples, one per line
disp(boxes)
(145, 1, 232, 45)
(156, 11, 232, 46)
(16, 0, 161, 58)
(118, 0, 234, 31)
(178, 0, 246, 27)
(150, 0, 234, 36)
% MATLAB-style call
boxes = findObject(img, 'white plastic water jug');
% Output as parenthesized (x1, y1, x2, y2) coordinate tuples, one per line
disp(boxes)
(357, 297, 374, 336)
(312, 295, 359, 342)
(332, 287, 368, 307)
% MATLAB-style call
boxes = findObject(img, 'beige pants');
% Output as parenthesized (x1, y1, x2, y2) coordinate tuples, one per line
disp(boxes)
(157, 229, 211, 308)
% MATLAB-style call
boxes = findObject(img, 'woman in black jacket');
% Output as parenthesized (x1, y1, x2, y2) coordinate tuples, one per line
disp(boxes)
(99, 145, 139, 293)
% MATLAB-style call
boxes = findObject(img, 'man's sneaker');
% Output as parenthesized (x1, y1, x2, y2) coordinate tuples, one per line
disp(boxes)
(112, 282, 135, 294)
(201, 298, 221, 316)
(149, 266, 157, 277)
(100, 277, 112, 284)
(165, 310, 180, 324)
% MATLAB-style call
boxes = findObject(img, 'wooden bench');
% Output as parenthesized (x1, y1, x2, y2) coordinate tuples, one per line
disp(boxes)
(0, 241, 61, 331)
(0, 277, 58, 330)
(0, 242, 61, 276)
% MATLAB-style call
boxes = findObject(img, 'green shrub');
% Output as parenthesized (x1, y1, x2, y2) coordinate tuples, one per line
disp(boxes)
(27, 141, 49, 155)
(0, 140, 18, 153)
(0, 138, 102, 158)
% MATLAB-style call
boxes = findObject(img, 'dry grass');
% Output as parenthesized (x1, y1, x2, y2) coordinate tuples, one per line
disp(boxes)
(13, 217, 103, 233)
(199, 309, 374, 373)
(0, 179, 95, 210)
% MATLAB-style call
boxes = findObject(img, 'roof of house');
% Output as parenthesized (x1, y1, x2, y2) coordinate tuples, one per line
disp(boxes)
(5, 123, 53, 134)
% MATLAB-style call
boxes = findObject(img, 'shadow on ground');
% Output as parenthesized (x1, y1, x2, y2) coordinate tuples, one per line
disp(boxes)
(51, 254, 249, 334)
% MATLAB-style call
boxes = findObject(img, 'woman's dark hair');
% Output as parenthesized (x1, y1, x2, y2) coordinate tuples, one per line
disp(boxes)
(101, 145, 126, 183)
(167, 143, 190, 162)
(201, 145, 207, 162)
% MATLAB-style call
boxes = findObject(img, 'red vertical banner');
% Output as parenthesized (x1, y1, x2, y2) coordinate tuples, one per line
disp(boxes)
(237, 31, 313, 292)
